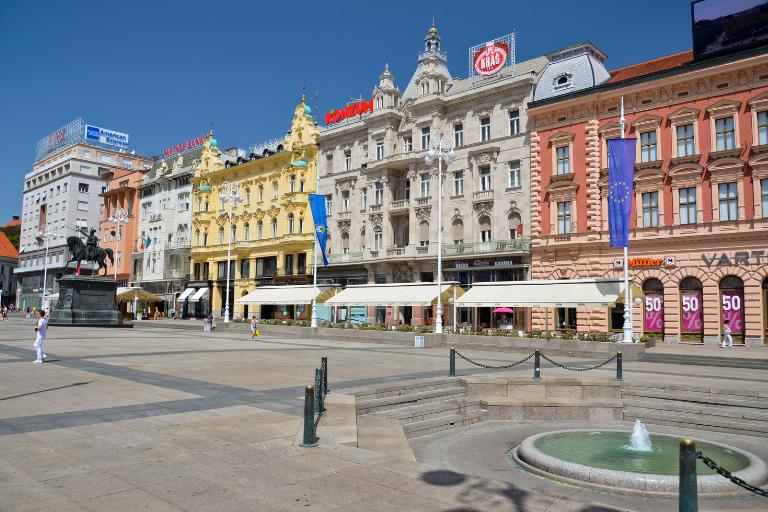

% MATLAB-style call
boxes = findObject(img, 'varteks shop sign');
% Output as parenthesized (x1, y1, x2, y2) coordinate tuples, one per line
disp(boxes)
(325, 99, 373, 125)
(468, 33, 515, 77)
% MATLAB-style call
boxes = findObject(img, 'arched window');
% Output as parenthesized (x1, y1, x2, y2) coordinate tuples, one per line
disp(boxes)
(272, 181, 279, 199)
(360, 228, 366, 250)
(679, 277, 703, 342)
(290, 175, 296, 192)
(258, 185, 264, 202)
(419, 221, 429, 247)
(195, 229, 200, 246)
(257, 220, 263, 240)
(452, 219, 464, 245)
(218, 227, 224, 244)
(373, 226, 383, 250)
(508, 212, 522, 240)
(298, 216, 304, 233)
(231, 224, 237, 243)
(287, 213, 295, 234)
(643, 278, 665, 338)
(478, 215, 492, 242)
(720, 275, 745, 345)
(203, 231, 208, 246)
(244, 188, 251, 205)
(341, 232, 350, 254)
(243, 222, 249, 241)
(271, 218, 278, 238)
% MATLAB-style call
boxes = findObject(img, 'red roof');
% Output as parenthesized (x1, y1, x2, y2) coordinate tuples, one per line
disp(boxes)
(0, 231, 18, 260)
(2, 218, 20, 229)
(609, 51, 694, 83)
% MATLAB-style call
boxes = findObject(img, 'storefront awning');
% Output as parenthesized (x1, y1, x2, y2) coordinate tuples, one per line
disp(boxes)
(324, 282, 464, 307)
(188, 287, 209, 303)
(455, 279, 627, 308)
(177, 288, 196, 302)
(235, 285, 338, 305)
(116, 287, 163, 303)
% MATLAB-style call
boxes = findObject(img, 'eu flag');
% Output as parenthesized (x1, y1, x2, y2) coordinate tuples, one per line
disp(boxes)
(308, 194, 329, 266)
(607, 138, 637, 248)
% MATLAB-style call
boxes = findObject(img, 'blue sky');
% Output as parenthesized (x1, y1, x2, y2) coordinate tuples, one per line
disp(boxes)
(0, 0, 694, 222)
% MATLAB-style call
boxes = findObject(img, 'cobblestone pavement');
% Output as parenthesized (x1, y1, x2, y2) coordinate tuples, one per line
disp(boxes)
(0, 317, 766, 511)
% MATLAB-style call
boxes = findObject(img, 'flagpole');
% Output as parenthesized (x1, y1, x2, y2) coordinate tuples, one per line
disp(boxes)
(620, 97, 632, 344)
(310, 161, 319, 329)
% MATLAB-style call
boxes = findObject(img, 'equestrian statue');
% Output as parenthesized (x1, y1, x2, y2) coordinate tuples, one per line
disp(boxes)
(66, 228, 114, 276)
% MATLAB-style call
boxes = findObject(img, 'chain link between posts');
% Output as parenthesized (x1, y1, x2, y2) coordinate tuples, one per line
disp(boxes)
(697, 452, 768, 497)
(539, 353, 618, 372)
(453, 350, 535, 369)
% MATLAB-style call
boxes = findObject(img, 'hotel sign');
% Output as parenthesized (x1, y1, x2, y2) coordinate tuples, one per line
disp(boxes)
(325, 99, 373, 125)
(163, 135, 208, 158)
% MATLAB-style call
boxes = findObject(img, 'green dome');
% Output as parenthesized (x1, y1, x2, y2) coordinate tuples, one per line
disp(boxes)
(291, 160, 308, 168)
(303, 104, 312, 115)
(210, 138, 218, 147)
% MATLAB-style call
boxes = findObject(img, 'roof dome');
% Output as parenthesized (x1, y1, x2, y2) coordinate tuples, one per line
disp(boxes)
(209, 138, 218, 148)
(291, 160, 308, 168)
(303, 103, 312, 115)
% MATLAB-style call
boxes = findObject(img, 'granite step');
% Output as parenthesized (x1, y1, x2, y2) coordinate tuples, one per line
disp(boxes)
(622, 397, 768, 422)
(352, 377, 460, 401)
(375, 398, 483, 424)
(356, 387, 467, 415)
(639, 352, 768, 370)
(401, 410, 486, 438)
(624, 406, 768, 436)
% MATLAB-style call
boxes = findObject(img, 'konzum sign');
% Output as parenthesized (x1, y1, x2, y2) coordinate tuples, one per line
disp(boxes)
(473, 41, 509, 76)
(325, 100, 373, 125)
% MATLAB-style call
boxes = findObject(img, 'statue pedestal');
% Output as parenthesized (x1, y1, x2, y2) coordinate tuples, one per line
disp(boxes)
(48, 276, 128, 327)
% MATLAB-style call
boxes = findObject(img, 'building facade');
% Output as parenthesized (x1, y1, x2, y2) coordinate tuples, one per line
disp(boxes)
(529, 44, 768, 346)
(101, 167, 147, 285)
(187, 99, 318, 319)
(132, 146, 199, 312)
(15, 120, 153, 310)
(317, 25, 546, 327)
(0, 231, 18, 307)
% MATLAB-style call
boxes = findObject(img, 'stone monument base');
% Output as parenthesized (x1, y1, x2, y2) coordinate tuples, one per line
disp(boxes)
(49, 275, 129, 327)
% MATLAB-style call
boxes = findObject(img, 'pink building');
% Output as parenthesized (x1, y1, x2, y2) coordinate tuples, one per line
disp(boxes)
(101, 167, 147, 284)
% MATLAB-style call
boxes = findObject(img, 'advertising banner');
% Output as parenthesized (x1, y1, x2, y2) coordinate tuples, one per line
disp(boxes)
(85, 125, 130, 149)
(681, 290, 703, 332)
(644, 292, 664, 332)
(721, 290, 744, 333)
(468, 33, 515, 78)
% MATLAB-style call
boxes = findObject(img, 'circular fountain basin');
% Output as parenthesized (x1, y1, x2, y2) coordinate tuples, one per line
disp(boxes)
(512, 429, 768, 497)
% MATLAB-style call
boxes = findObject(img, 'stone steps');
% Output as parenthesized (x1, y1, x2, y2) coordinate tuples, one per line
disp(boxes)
(375, 398, 483, 424)
(356, 387, 467, 415)
(639, 352, 768, 370)
(352, 377, 460, 402)
(401, 410, 486, 439)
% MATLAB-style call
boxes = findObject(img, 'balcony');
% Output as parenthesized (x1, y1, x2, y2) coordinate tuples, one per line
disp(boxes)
(473, 190, 493, 203)
(416, 245, 429, 255)
(149, 213, 162, 223)
(328, 252, 364, 264)
(368, 204, 383, 213)
(390, 199, 409, 213)
(442, 238, 531, 256)
(386, 247, 406, 257)
(337, 210, 352, 221)
(415, 196, 431, 206)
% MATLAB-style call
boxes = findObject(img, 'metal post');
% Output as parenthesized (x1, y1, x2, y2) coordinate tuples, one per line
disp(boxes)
(300, 385, 318, 447)
(310, 151, 320, 328)
(41, 230, 50, 312)
(449, 346, 456, 377)
(436, 155, 443, 334)
(620, 97, 633, 344)
(321, 355, 329, 393)
(616, 351, 623, 381)
(679, 438, 698, 512)
(533, 349, 541, 380)
(314, 368, 324, 414)
(452, 286, 457, 333)
(224, 198, 233, 323)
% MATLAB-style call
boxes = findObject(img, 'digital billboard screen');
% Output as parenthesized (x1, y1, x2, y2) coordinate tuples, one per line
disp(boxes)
(692, 0, 768, 58)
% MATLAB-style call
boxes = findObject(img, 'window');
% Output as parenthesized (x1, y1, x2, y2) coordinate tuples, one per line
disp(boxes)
(272, 181, 279, 199)
(290, 175, 296, 192)
(454, 123, 463, 147)
(480, 117, 491, 142)
(640, 131, 657, 162)
(719, 182, 738, 221)
(759, 111, 768, 145)
(288, 213, 295, 234)
(376, 142, 384, 160)
(421, 127, 431, 149)
(241, 259, 250, 278)
(195, 229, 200, 245)
(453, 171, 464, 196)
(77, 200, 88, 211)
(404, 136, 412, 152)
(715, 117, 736, 151)
(509, 109, 520, 135)
(374, 182, 384, 205)
(231, 225, 237, 243)
(508, 212, 522, 239)
(419, 221, 429, 246)
(361, 189, 367, 210)
(479, 166, 491, 191)
(452, 219, 464, 244)
(642, 191, 659, 227)
(557, 201, 572, 234)
(479, 216, 492, 242)
(100, 153, 112, 164)
(271, 218, 278, 238)
(344, 150, 351, 171)
(298, 217, 304, 233)
(341, 190, 350, 212)
(508, 161, 521, 188)
(257, 220, 263, 240)
(554, 73, 572, 90)
(556, 146, 570, 174)
(341, 232, 350, 254)
(243, 223, 249, 241)
(420, 174, 430, 198)
(374, 228, 383, 250)
(203, 231, 208, 246)
(204, 200, 209, 211)
(258, 185, 264, 202)
(78, 183, 89, 193)
(762, 180, 768, 217)
(219, 227, 224, 244)
(325, 194, 333, 212)
(676, 124, 695, 157)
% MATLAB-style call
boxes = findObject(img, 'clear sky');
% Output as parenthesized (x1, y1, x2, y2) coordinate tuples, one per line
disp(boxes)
(0, 0, 694, 222)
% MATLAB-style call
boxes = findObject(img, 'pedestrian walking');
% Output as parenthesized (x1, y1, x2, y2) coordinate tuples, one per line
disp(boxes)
(204, 312, 214, 332)
(721, 320, 733, 349)
(33, 310, 48, 363)
(250, 316, 260, 340)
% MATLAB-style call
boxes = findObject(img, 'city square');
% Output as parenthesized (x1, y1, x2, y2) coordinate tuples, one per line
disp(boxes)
(2, 0, 768, 509)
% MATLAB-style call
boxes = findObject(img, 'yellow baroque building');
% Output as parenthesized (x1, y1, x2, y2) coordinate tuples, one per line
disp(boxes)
(186, 98, 318, 320)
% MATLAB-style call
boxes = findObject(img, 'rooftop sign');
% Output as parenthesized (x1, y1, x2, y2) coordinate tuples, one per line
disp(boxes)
(85, 125, 130, 149)
(325, 99, 373, 125)
(35, 118, 86, 162)
(163, 135, 208, 158)
(468, 33, 515, 78)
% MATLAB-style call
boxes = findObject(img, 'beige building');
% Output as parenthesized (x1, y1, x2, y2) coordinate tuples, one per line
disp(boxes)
(317, 25, 546, 327)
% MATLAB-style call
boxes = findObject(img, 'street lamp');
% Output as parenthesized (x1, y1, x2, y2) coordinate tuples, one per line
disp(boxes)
(425, 135, 456, 334)
(108, 207, 129, 281)
(219, 182, 243, 323)
(37, 227, 56, 313)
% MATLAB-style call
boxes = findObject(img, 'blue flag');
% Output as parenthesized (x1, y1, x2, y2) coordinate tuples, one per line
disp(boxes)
(607, 138, 637, 248)
(308, 194, 329, 266)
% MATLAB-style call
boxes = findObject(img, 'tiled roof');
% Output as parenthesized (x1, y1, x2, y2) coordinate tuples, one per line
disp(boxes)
(0, 231, 18, 259)
(609, 51, 694, 83)
(2, 218, 20, 229)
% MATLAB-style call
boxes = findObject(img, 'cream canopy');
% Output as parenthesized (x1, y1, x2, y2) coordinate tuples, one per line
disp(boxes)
(323, 282, 464, 307)
(455, 279, 629, 308)
(235, 285, 338, 305)
(116, 287, 162, 303)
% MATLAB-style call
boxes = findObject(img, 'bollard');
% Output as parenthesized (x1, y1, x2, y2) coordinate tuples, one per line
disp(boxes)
(449, 347, 456, 377)
(321, 355, 329, 393)
(533, 350, 541, 380)
(314, 368, 324, 414)
(300, 385, 318, 447)
(679, 438, 698, 512)
(616, 351, 623, 381)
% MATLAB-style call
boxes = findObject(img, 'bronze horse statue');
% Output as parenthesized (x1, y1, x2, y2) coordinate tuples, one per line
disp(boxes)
(66, 236, 114, 276)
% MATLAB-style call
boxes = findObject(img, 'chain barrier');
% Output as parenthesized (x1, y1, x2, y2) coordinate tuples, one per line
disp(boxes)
(453, 350, 535, 369)
(539, 353, 618, 372)
(697, 452, 768, 497)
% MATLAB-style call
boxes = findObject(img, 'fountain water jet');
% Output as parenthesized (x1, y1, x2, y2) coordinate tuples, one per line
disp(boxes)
(625, 419, 652, 452)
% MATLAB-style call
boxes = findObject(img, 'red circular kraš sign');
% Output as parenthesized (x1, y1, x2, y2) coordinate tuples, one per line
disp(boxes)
(473, 42, 509, 76)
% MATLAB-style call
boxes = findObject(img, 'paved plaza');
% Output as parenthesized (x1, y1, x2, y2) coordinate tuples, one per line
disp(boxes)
(0, 316, 767, 511)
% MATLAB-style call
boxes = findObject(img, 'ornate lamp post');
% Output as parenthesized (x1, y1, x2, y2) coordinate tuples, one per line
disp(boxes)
(219, 182, 242, 323)
(37, 228, 56, 312)
(425, 135, 456, 334)
(107, 207, 129, 281)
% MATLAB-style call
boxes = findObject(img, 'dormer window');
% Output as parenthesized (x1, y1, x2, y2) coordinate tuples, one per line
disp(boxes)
(553, 73, 573, 91)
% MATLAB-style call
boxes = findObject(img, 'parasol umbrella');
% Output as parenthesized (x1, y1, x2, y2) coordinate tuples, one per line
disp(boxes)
(493, 307, 515, 314)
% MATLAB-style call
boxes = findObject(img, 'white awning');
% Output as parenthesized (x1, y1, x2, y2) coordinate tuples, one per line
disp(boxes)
(455, 279, 625, 308)
(235, 285, 337, 305)
(116, 287, 162, 303)
(177, 288, 195, 302)
(188, 287, 209, 303)
(324, 282, 463, 307)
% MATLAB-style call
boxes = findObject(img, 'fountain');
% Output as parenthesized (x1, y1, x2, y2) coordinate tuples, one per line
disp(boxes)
(511, 425, 768, 497)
